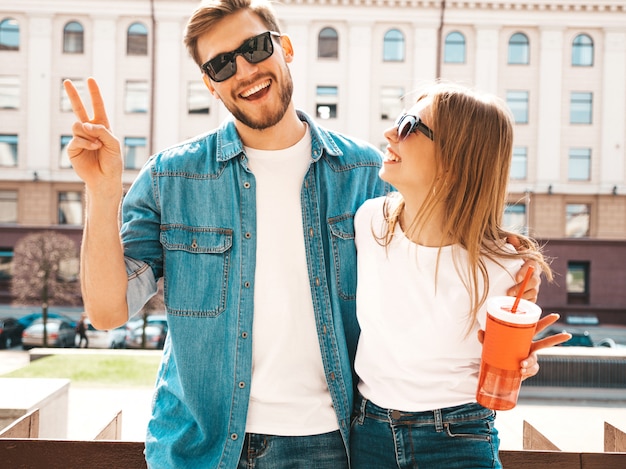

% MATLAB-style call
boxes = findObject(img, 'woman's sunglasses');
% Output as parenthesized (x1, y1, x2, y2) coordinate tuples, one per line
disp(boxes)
(201, 31, 281, 83)
(395, 113, 435, 141)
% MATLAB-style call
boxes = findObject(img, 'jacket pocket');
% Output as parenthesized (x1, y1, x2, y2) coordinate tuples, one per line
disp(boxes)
(328, 214, 357, 301)
(160, 225, 233, 317)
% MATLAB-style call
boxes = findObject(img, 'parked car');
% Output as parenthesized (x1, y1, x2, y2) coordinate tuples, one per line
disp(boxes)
(79, 319, 129, 349)
(0, 317, 25, 349)
(22, 318, 76, 349)
(535, 326, 594, 347)
(125, 315, 168, 350)
(17, 312, 76, 330)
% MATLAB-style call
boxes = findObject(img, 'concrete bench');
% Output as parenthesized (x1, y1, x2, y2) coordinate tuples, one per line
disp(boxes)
(0, 378, 69, 438)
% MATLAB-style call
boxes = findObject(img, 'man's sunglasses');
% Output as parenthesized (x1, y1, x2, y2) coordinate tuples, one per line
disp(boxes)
(395, 113, 435, 141)
(201, 31, 281, 83)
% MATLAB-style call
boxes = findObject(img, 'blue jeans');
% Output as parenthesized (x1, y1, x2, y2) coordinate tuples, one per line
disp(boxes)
(350, 395, 501, 469)
(236, 430, 348, 469)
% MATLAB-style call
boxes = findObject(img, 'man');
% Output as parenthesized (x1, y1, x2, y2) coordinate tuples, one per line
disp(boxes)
(64, 0, 557, 467)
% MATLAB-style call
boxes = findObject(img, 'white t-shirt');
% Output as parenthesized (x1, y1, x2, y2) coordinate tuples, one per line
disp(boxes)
(354, 196, 523, 412)
(243, 129, 338, 436)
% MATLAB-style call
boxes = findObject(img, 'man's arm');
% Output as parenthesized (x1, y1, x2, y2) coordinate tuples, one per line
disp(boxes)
(64, 78, 129, 330)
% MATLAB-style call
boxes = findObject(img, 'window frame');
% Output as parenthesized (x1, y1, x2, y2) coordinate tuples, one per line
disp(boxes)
(383, 29, 405, 62)
(566, 261, 590, 305)
(570, 91, 593, 124)
(0, 18, 19, 51)
(63, 21, 84, 54)
(127, 22, 148, 56)
(565, 203, 590, 238)
(506, 90, 529, 124)
(507, 32, 530, 65)
(568, 148, 591, 181)
(317, 27, 338, 59)
(572, 33, 594, 67)
(444, 31, 465, 64)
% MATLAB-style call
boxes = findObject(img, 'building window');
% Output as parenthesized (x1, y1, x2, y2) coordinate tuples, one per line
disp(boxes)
(124, 137, 148, 170)
(0, 249, 13, 280)
(58, 191, 83, 225)
(125, 81, 148, 113)
(0, 76, 19, 109)
(0, 190, 18, 223)
(0, 18, 19, 51)
(566, 203, 590, 238)
(380, 87, 404, 120)
(508, 32, 529, 64)
(503, 203, 527, 235)
(572, 34, 593, 66)
(444, 31, 465, 63)
(568, 148, 591, 181)
(316, 86, 337, 119)
(0, 134, 18, 167)
(383, 29, 404, 62)
(506, 91, 529, 124)
(510, 146, 527, 180)
(127, 22, 148, 55)
(566, 261, 589, 304)
(318, 27, 338, 59)
(63, 21, 84, 54)
(61, 78, 87, 112)
(188, 81, 210, 114)
(60, 135, 72, 169)
(570, 91, 592, 124)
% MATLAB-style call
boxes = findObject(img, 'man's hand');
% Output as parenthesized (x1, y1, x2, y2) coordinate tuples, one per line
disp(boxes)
(63, 77, 123, 197)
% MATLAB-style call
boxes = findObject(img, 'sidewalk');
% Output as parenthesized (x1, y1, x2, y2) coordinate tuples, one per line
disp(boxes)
(2, 350, 626, 450)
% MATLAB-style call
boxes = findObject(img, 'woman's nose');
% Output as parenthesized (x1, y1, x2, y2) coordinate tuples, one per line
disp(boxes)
(383, 125, 398, 142)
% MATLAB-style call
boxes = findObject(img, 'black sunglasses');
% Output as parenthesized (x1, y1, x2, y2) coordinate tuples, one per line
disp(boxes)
(201, 31, 281, 83)
(395, 113, 434, 141)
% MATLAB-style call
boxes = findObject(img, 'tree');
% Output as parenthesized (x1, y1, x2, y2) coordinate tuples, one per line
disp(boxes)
(11, 231, 82, 346)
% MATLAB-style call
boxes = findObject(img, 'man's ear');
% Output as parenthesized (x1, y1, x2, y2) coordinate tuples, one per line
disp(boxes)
(202, 74, 220, 100)
(279, 34, 294, 63)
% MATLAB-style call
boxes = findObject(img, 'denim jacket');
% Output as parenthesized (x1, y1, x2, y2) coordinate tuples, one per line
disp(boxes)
(120, 110, 388, 468)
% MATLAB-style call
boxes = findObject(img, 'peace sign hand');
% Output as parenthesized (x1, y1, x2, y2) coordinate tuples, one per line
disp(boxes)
(63, 77, 123, 198)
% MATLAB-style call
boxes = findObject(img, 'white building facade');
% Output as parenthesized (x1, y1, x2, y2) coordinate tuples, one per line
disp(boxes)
(0, 0, 625, 320)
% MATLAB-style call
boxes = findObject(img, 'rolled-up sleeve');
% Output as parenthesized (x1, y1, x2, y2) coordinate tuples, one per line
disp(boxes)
(121, 162, 163, 318)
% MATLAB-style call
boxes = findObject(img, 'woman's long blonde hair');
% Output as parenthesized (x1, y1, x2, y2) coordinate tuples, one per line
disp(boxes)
(380, 83, 552, 326)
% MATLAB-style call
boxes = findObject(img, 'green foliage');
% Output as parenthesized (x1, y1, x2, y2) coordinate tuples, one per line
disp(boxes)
(2, 353, 160, 387)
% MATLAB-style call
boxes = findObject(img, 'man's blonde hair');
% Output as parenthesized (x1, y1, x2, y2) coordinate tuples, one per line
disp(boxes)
(184, 0, 282, 68)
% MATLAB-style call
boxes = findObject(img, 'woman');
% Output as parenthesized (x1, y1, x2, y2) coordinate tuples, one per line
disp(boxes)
(350, 83, 567, 468)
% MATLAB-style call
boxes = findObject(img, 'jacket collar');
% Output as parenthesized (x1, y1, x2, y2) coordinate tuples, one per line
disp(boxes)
(214, 110, 343, 163)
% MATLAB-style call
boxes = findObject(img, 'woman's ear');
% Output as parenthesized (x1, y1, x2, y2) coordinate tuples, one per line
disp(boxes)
(279, 34, 294, 63)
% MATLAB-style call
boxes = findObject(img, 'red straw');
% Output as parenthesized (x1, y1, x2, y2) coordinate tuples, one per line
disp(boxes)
(511, 265, 535, 313)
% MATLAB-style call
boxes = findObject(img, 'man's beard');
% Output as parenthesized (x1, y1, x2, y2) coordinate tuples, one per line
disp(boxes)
(227, 69, 294, 130)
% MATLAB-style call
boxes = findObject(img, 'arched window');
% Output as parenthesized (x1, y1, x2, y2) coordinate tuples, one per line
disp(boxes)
(0, 18, 19, 51)
(508, 32, 529, 64)
(444, 31, 465, 63)
(318, 27, 338, 59)
(572, 34, 594, 66)
(383, 29, 404, 62)
(127, 22, 148, 55)
(63, 21, 84, 54)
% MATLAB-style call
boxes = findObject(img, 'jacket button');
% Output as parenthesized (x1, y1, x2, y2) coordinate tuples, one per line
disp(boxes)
(243, 182, 251, 189)
(231, 433, 238, 440)
(239, 381, 245, 388)
(245, 232, 251, 239)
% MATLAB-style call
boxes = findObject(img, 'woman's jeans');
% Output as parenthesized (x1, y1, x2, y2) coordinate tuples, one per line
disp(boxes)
(351, 395, 502, 469)
(237, 430, 348, 469)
